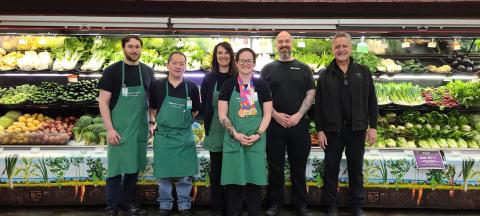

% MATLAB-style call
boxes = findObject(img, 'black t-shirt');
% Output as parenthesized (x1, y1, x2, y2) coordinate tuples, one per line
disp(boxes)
(219, 77, 272, 109)
(98, 61, 155, 110)
(149, 78, 201, 112)
(261, 59, 315, 115)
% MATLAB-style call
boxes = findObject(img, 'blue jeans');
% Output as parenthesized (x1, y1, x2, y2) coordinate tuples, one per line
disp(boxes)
(158, 176, 193, 210)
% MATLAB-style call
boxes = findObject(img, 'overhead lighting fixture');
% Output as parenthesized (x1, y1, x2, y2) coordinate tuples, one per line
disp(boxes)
(0, 15, 169, 28)
(338, 19, 480, 28)
(171, 18, 337, 30)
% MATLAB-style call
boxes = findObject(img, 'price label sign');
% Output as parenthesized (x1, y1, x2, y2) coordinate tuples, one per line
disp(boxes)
(68, 74, 78, 83)
(428, 42, 437, 48)
(414, 150, 445, 169)
(444, 76, 453, 82)
(401, 42, 410, 48)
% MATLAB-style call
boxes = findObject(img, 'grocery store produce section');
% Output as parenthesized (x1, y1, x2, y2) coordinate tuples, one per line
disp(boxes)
(1, 34, 480, 208)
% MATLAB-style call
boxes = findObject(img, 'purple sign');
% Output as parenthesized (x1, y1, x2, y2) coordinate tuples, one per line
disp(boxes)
(413, 150, 445, 169)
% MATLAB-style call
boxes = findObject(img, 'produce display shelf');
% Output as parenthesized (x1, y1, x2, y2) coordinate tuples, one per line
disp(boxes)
(0, 103, 99, 109)
(1, 145, 479, 208)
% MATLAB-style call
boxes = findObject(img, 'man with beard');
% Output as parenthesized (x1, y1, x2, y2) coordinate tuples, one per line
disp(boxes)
(315, 32, 377, 216)
(98, 35, 155, 216)
(261, 31, 315, 216)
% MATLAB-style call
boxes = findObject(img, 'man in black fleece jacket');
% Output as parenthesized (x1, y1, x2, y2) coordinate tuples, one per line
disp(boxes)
(315, 32, 378, 216)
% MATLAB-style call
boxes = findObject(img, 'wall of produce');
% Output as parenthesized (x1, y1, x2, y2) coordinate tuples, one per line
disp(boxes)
(1, 35, 480, 149)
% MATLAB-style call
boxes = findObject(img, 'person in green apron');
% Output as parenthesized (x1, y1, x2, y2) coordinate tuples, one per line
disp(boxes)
(200, 42, 236, 216)
(148, 52, 201, 216)
(98, 35, 154, 216)
(217, 48, 272, 216)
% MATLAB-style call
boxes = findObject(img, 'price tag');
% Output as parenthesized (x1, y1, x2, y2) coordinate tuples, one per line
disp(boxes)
(369, 149, 379, 154)
(428, 42, 437, 48)
(401, 42, 410, 48)
(297, 41, 305, 48)
(404, 149, 413, 154)
(413, 150, 445, 169)
(444, 76, 453, 82)
(0, 147, 3, 152)
(68, 74, 78, 83)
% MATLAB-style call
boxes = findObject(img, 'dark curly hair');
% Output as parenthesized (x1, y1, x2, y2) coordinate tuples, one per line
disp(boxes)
(211, 42, 237, 76)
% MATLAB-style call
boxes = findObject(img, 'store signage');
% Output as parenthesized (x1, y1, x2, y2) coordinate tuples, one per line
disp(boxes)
(401, 42, 410, 48)
(413, 150, 445, 169)
(428, 41, 437, 48)
(67, 74, 78, 83)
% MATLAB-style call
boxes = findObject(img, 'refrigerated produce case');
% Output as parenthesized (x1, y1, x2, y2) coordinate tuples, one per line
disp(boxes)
(1, 16, 480, 208)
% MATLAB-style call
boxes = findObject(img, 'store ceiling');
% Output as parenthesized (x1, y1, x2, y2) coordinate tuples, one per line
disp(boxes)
(1, 1, 479, 18)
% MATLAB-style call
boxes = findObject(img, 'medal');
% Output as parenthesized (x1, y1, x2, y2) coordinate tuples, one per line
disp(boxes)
(237, 75, 257, 118)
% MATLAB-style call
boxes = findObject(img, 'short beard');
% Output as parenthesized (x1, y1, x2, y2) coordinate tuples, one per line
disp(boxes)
(279, 50, 291, 61)
(125, 54, 140, 63)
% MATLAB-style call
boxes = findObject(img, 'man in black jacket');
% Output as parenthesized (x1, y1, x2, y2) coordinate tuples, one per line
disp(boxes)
(315, 32, 378, 216)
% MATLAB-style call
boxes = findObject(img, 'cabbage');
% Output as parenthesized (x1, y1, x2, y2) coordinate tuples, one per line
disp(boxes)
(437, 138, 448, 148)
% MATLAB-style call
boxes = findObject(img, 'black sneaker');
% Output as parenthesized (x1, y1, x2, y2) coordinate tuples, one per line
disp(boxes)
(158, 209, 171, 216)
(326, 205, 338, 216)
(104, 207, 118, 216)
(179, 209, 193, 216)
(296, 206, 313, 216)
(265, 205, 281, 216)
(351, 207, 365, 216)
(120, 204, 147, 216)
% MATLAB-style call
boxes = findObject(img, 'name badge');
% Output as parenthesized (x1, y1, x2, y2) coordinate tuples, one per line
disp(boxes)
(253, 92, 258, 102)
(186, 98, 192, 110)
(122, 87, 128, 96)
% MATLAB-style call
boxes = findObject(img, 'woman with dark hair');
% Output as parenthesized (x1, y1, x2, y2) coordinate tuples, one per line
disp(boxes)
(218, 48, 272, 216)
(200, 42, 236, 216)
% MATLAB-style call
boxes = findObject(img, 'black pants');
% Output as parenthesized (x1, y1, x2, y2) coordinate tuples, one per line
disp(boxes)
(323, 127, 366, 208)
(225, 184, 262, 216)
(266, 118, 311, 208)
(210, 151, 225, 214)
(106, 172, 139, 209)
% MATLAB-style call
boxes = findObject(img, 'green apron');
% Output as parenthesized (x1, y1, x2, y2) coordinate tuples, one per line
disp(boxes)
(107, 62, 148, 178)
(203, 82, 225, 152)
(153, 80, 198, 178)
(221, 88, 267, 186)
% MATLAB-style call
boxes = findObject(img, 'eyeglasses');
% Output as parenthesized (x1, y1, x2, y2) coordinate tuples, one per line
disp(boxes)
(238, 59, 254, 65)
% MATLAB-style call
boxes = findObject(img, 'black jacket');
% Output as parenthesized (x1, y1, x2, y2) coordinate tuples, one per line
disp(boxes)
(314, 58, 378, 132)
(200, 72, 232, 136)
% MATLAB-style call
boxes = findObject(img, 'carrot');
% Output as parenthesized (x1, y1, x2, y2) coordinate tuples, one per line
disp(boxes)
(80, 185, 86, 203)
(74, 185, 79, 198)
(191, 185, 198, 202)
(416, 188, 423, 206)
(411, 188, 416, 201)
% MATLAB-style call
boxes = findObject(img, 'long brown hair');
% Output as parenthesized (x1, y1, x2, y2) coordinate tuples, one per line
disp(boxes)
(211, 42, 237, 76)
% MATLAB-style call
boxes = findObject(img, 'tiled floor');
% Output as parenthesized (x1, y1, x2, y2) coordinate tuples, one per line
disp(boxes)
(0, 206, 478, 216)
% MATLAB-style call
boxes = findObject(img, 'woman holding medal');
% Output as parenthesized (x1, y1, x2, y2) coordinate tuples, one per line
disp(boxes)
(218, 48, 272, 216)
(200, 42, 236, 216)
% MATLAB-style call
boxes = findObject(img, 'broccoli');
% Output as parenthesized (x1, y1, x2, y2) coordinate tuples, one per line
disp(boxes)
(72, 127, 83, 142)
(85, 123, 107, 134)
(98, 132, 107, 145)
(75, 115, 93, 128)
(92, 116, 103, 124)
(83, 131, 97, 145)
